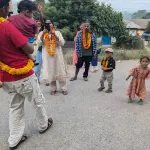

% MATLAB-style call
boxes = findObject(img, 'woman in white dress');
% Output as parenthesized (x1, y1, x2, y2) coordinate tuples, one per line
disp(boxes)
(37, 20, 68, 95)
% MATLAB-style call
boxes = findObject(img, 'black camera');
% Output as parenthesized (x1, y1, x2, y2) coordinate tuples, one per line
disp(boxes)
(44, 23, 50, 32)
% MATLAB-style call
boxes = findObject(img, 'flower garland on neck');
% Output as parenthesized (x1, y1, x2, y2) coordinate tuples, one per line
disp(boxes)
(0, 17, 7, 23)
(101, 56, 109, 68)
(0, 17, 34, 76)
(44, 29, 56, 56)
(82, 29, 92, 50)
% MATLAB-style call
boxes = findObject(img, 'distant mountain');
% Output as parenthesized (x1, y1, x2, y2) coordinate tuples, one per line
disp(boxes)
(122, 11, 132, 20)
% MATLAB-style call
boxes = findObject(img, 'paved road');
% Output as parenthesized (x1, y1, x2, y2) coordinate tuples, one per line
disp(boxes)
(1, 60, 150, 150)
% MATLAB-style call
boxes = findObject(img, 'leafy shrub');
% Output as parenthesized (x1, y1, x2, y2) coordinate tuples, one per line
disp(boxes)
(58, 27, 75, 41)
(115, 35, 144, 49)
(63, 48, 149, 65)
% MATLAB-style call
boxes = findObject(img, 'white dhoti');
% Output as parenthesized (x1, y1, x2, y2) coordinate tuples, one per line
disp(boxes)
(2, 74, 48, 147)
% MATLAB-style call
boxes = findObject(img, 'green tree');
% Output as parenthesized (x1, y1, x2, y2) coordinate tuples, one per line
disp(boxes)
(132, 10, 147, 19)
(145, 21, 150, 33)
(38, 0, 126, 41)
(143, 12, 150, 19)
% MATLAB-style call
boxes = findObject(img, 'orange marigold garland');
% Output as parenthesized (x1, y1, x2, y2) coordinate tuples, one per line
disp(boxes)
(82, 29, 92, 49)
(0, 17, 7, 23)
(0, 60, 34, 75)
(101, 56, 108, 68)
(44, 30, 56, 56)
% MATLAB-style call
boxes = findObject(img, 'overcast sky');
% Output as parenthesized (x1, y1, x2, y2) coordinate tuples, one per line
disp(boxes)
(99, 0, 150, 12)
(12, 0, 150, 12)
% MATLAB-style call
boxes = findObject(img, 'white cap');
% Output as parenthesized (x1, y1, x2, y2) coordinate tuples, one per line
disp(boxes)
(105, 48, 113, 53)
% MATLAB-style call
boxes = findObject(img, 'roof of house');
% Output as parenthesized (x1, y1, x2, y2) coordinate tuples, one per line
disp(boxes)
(124, 20, 142, 29)
(133, 19, 150, 29)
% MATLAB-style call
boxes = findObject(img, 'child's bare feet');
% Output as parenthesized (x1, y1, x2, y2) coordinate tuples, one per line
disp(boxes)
(138, 99, 143, 105)
(128, 98, 133, 103)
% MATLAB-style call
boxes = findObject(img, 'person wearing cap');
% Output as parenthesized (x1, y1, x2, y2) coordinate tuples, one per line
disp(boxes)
(98, 48, 115, 93)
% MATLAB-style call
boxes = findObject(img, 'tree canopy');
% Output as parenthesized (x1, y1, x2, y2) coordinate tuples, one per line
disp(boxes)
(144, 13, 150, 19)
(146, 21, 150, 33)
(132, 10, 150, 19)
(132, 10, 147, 19)
(35, 0, 126, 41)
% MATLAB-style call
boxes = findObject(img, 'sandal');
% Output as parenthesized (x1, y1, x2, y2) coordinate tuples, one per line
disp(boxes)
(33, 60, 39, 67)
(83, 77, 88, 81)
(9, 135, 28, 150)
(62, 91, 68, 95)
(70, 77, 77, 81)
(34, 62, 39, 67)
(45, 83, 50, 86)
(39, 118, 53, 134)
(50, 91, 57, 95)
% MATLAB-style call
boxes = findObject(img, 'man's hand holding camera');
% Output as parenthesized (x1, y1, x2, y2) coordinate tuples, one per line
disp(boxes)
(50, 29, 59, 41)
(40, 28, 59, 41)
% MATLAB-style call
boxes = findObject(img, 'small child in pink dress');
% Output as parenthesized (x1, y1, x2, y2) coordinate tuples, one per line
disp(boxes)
(126, 56, 150, 105)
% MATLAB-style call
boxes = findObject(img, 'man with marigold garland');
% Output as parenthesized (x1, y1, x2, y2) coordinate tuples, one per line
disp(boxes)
(0, 0, 53, 149)
(70, 23, 97, 81)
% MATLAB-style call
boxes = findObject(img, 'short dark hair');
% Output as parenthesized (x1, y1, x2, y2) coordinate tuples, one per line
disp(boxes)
(17, 0, 37, 13)
(140, 56, 150, 62)
(39, 25, 44, 32)
(0, 0, 10, 8)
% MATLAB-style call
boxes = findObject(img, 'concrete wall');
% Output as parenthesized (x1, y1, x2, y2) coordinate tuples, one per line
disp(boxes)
(63, 41, 74, 52)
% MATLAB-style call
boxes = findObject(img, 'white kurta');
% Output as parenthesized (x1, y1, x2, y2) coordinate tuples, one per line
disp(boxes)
(37, 31, 67, 90)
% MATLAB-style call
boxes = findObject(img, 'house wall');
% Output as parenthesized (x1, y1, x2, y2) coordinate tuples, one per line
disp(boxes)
(128, 29, 137, 36)
(127, 29, 144, 37)
(101, 36, 111, 45)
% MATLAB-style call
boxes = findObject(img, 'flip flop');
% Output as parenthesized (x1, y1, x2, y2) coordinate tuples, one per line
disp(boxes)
(45, 83, 50, 86)
(70, 77, 77, 81)
(50, 91, 57, 95)
(34, 62, 39, 66)
(9, 135, 28, 150)
(62, 91, 68, 95)
(39, 118, 53, 134)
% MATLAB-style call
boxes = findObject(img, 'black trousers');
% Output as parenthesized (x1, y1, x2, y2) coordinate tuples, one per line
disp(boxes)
(76, 56, 92, 78)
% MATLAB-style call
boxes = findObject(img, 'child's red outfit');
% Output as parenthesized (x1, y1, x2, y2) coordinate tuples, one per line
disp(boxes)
(127, 66, 150, 100)
(8, 14, 38, 40)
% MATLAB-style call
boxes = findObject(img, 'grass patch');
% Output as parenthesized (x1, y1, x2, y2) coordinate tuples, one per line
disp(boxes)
(99, 48, 149, 61)
(64, 50, 73, 65)
(63, 48, 149, 65)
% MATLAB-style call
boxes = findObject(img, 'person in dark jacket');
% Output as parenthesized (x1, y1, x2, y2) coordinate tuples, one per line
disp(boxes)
(98, 48, 115, 93)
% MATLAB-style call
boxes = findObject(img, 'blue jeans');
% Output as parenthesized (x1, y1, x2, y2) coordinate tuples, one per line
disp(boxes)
(34, 49, 42, 81)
